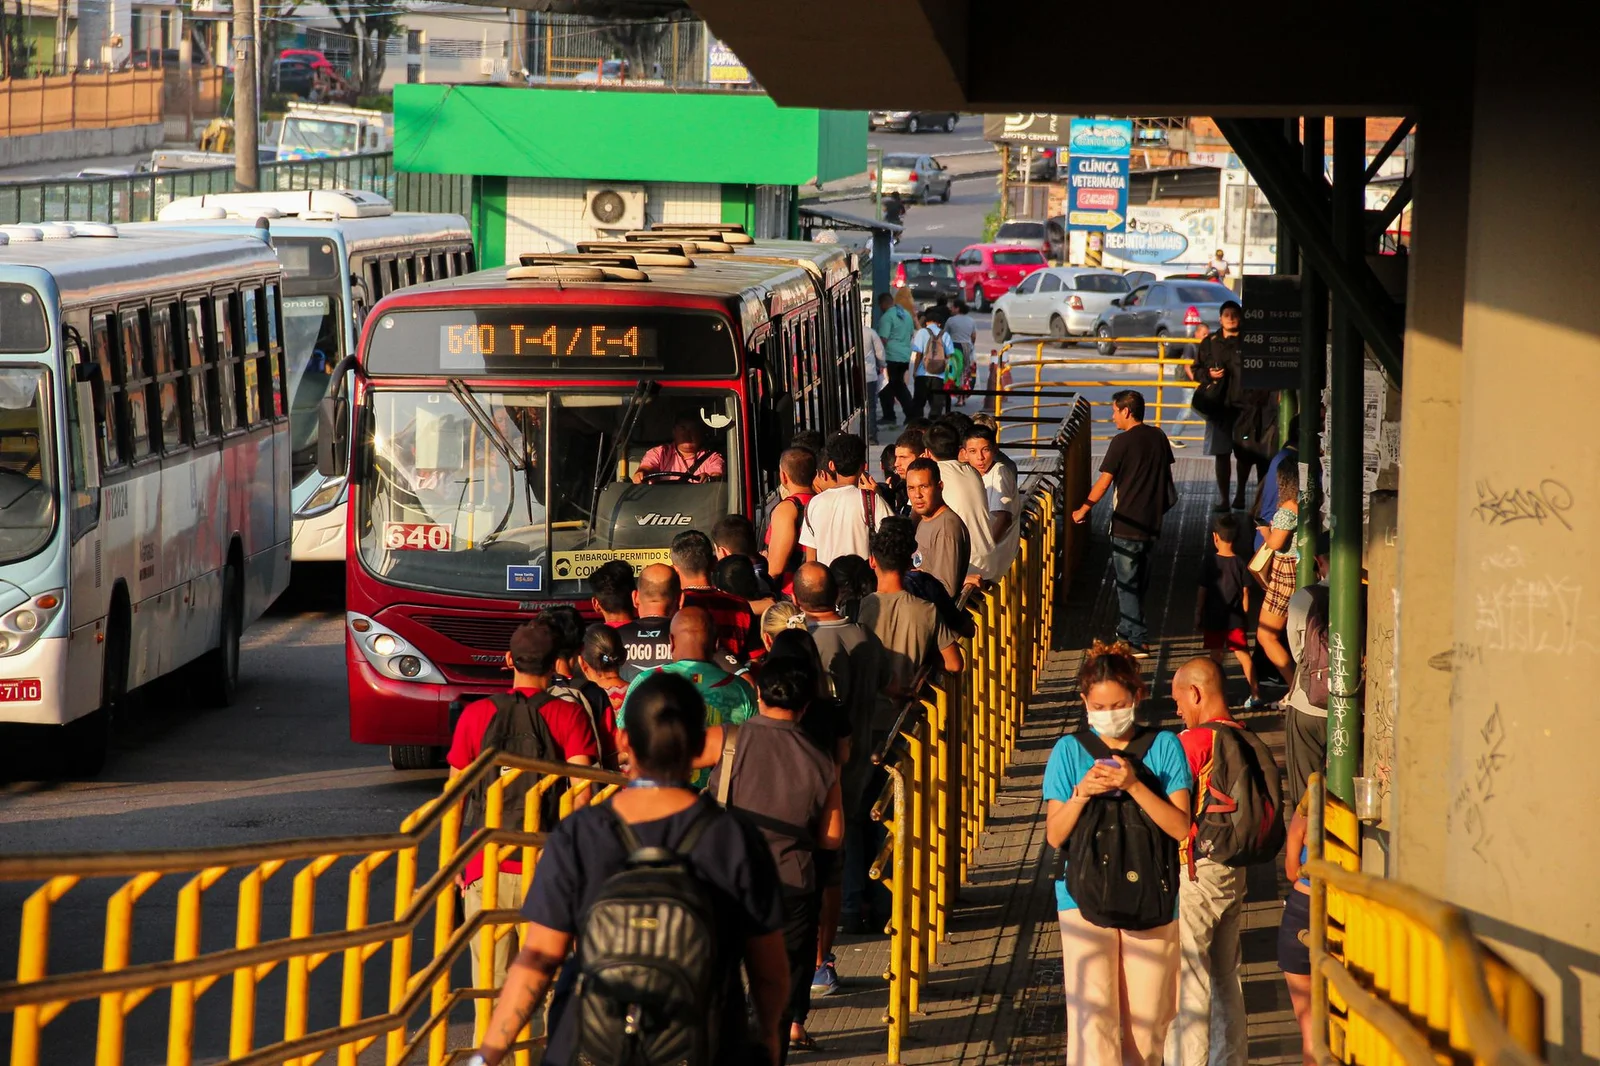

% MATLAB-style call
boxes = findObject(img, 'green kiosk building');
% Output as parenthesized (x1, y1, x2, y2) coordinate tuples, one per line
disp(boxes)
(393, 85, 867, 267)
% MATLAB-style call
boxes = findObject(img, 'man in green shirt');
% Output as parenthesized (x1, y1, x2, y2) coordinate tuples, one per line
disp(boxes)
(876, 292, 916, 426)
(619, 607, 756, 785)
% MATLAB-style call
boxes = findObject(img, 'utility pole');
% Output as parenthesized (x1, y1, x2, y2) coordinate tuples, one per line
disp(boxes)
(232, 0, 259, 189)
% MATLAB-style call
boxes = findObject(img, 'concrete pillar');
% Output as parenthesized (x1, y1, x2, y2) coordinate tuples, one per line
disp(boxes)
(1442, 18, 1600, 1060)
(1390, 96, 1471, 900)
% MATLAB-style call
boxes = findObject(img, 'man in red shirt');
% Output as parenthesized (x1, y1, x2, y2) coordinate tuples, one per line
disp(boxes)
(671, 529, 755, 660)
(447, 618, 599, 987)
(1170, 656, 1247, 1066)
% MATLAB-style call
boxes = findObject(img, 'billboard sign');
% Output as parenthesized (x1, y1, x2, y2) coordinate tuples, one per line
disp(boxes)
(982, 113, 1074, 144)
(705, 37, 750, 84)
(1066, 118, 1132, 234)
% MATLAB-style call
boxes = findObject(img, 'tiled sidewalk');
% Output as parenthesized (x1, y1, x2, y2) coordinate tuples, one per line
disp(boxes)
(803, 458, 1304, 1066)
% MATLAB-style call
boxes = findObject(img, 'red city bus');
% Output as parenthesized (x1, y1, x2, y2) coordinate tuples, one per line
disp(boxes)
(320, 226, 865, 768)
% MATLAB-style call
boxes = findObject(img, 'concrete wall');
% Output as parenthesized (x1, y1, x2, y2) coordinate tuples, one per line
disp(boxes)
(1393, 14, 1600, 1060)
(0, 122, 163, 168)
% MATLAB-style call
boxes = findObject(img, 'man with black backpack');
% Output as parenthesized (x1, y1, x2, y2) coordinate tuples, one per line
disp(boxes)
(466, 671, 790, 1066)
(446, 618, 601, 989)
(1169, 657, 1285, 1066)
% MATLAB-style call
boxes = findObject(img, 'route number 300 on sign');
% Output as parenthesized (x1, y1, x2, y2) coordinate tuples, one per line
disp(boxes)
(383, 523, 453, 551)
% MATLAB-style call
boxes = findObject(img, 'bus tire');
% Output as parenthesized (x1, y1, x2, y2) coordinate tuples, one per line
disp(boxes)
(197, 562, 242, 707)
(389, 745, 443, 771)
(56, 605, 129, 778)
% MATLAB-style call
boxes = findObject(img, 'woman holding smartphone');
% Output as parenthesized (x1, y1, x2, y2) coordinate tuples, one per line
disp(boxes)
(1043, 641, 1193, 1066)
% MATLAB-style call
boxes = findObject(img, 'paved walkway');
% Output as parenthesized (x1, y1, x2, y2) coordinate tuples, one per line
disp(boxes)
(803, 457, 1304, 1066)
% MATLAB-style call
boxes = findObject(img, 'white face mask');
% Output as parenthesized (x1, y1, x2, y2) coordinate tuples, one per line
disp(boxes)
(1086, 705, 1137, 738)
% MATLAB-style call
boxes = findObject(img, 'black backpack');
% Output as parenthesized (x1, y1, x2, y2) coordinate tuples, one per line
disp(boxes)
(573, 802, 725, 1066)
(1065, 728, 1180, 930)
(462, 692, 565, 835)
(1191, 722, 1286, 870)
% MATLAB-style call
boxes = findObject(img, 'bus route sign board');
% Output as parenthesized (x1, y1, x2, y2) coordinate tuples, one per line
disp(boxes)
(1240, 274, 1303, 390)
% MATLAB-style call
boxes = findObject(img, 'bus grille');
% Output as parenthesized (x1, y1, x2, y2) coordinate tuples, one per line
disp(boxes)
(411, 614, 526, 651)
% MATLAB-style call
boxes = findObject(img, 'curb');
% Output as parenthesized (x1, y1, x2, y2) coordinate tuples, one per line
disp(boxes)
(802, 167, 1001, 205)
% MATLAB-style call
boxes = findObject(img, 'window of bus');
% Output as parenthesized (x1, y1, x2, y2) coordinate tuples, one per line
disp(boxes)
(89, 314, 122, 468)
(118, 309, 156, 461)
(354, 387, 739, 600)
(263, 283, 286, 418)
(149, 303, 184, 452)
(212, 294, 240, 434)
(0, 366, 58, 563)
(283, 291, 339, 466)
(182, 297, 212, 442)
(240, 287, 265, 426)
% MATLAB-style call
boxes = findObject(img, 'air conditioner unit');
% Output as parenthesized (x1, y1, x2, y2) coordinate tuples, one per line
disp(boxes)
(479, 57, 496, 77)
(583, 186, 647, 231)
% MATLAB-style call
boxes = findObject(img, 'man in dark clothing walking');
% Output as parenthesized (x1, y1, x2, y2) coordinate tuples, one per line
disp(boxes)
(1072, 390, 1175, 656)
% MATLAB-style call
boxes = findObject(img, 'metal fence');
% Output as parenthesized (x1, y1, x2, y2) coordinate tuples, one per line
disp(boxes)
(0, 152, 474, 226)
(996, 337, 1205, 446)
(873, 394, 1092, 1062)
(1, 752, 627, 1066)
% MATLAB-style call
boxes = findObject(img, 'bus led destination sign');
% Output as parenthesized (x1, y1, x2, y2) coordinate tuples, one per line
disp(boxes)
(442, 322, 657, 361)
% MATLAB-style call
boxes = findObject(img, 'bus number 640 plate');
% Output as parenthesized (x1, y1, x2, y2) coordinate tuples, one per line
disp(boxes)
(383, 523, 453, 552)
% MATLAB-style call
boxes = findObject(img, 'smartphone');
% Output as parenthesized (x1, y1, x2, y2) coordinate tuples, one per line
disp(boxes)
(1095, 757, 1124, 797)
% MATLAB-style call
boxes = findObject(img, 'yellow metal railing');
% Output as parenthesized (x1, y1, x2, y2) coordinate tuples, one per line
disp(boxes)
(2, 752, 626, 1066)
(1305, 774, 1544, 1066)
(992, 337, 1203, 446)
(870, 398, 1092, 1062)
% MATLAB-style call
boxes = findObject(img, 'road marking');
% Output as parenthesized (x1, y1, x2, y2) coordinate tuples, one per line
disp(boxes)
(0, 764, 444, 823)
(922, 224, 946, 231)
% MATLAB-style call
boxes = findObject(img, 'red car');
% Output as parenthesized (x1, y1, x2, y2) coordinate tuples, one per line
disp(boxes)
(953, 243, 1049, 311)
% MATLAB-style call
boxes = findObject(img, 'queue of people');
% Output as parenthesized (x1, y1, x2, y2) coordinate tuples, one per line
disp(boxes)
(1066, 381, 1336, 1066)
(871, 293, 980, 428)
(457, 419, 1014, 1066)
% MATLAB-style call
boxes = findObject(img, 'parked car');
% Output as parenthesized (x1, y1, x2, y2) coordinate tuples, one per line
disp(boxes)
(870, 110, 959, 134)
(989, 267, 1131, 343)
(953, 243, 1048, 311)
(1005, 145, 1058, 182)
(993, 219, 1051, 258)
(272, 56, 318, 96)
(1092, 280, 1238, 354)
(573, 58, 630, 82)
(891, 250, 961, 309)
(870, 153, 952, 203)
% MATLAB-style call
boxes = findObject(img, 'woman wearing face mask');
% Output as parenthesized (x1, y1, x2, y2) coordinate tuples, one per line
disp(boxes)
(1043, 641, 1193, 1066)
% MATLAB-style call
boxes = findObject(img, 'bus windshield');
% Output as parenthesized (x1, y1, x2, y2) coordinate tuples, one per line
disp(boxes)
(355, 385, 739, 599)
(282, 294, 341, 472)
(0, 367, 57, 563)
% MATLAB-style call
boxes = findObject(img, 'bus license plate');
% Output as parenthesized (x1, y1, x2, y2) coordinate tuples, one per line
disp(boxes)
(0, 679, 42, 702)
(383, 523, 453, 551)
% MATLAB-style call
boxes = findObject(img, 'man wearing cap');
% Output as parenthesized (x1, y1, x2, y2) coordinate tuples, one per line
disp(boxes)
(446, 616, 600, 987)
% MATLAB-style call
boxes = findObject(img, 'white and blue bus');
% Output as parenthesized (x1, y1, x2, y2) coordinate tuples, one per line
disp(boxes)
(144, 190, 474, 560)
(0, 222, 292, 774)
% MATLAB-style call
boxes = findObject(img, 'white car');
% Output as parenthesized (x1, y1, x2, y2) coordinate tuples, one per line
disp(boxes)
(989, 267, 1132, 343)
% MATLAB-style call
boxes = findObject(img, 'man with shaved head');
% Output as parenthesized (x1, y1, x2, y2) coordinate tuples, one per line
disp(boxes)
(794, 560, 882, 974)
(617, 605, 756, 787)
(614, 563, 680, 682)
(1168, 656, 1249, 1066)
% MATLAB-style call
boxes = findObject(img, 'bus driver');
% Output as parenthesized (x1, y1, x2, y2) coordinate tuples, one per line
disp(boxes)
(632, 415, 725, 484)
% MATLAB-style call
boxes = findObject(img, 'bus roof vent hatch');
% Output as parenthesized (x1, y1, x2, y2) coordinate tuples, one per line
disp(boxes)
(509, 252, 650, 283)
(575, 240, 696, 267)
(651, 221, 754, 245)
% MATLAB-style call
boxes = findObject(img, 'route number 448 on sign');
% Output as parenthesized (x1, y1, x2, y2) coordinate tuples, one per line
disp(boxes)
(384, 522, 453, 551)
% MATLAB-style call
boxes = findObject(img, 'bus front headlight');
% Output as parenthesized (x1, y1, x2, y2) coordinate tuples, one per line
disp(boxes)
(297, 476, 347, 518)
(0, 589, 65, 658)
(346, 613, 444, 684)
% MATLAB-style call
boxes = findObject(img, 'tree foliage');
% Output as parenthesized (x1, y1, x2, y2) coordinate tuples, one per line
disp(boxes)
(325, 0, 401, 95)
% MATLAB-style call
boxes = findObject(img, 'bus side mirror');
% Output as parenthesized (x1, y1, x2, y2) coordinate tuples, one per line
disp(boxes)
(317, 396, 348, 477)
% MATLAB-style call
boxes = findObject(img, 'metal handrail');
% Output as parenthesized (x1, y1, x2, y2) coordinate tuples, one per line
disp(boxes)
(3, 749, 625, 1066)
(1305, 774, 1544, 1066)
(990, 339, 1205, 444)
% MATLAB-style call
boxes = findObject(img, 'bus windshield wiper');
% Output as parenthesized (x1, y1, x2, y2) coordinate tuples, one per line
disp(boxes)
(589, 379, 659, 524)
(446, 378, 524, 472)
